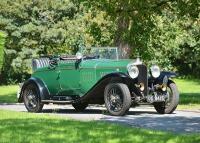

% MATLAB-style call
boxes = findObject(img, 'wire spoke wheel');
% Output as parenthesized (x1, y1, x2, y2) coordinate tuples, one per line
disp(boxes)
(25, 89, 37, 108)
(154, 80, 179, 114)
(107, 87, 123, 112)
(104, 83, 132, 116)
(23, 83, 43, 113)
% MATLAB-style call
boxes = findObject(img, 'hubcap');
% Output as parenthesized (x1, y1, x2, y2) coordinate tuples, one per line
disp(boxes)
(107, 87, 123, 112)
(25, 89, 37, 109)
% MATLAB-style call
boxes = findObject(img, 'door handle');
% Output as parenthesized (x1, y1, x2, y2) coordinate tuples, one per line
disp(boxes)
(57, 71, 61, 80)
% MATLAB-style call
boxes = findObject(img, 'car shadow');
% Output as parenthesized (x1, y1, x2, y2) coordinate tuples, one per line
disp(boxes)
(41, 108, 159, 115)
(40, 107, 200, 133)
(101, 115, 200, 133)
(42, 108, 104, 114)
(3, 104, 198, 134)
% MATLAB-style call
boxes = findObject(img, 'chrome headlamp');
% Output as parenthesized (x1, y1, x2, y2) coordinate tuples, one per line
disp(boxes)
(127, 64, 139, 79)
(150, 65, 160, 78)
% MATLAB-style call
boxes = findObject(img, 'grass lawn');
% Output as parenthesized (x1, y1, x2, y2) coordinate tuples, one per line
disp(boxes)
(175, 79, 200, 110)
(0, 110, 199, 143)
(0, 85, 18, 103)
(0, 79, 200, 110)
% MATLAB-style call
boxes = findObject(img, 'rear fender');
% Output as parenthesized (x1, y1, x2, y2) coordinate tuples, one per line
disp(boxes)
(18, 77, 50, 102)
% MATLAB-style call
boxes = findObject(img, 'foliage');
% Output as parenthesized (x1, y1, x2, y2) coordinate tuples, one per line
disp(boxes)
(0, 110, 200, 143)
(87, 0, 200, 76)
(0, 0, 200, 83)
(0, 31, 5, 73)
(148, 3, 200, 74)
(0, 0, 114, 83)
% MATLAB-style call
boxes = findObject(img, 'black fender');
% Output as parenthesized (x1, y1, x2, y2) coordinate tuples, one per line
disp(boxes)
(151, 71, 177, 85)
(76, 72, 141, 104)
(160, 71, 177, 79)
(18, 77, 50, 102)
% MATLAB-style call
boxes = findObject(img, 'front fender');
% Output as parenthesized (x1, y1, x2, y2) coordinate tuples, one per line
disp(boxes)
(160, 71, 177, 79)
(18, 77, 50, 102)
(150, 71, 177, 85)
(76, 72, 140, 104)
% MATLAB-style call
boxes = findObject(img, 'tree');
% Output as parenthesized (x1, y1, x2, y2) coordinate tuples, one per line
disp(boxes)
(0, 0, 199, 83)
(85, 0, 200, 77)
(86, 0, 199, 59)
(0, 0, 114, 83)
(0, 32, 5, 73)
(85, 0, 173, 58)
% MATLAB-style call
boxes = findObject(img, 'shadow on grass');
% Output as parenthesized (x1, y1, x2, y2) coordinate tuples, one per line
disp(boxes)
(0, 93, 17, 103)
(180, 93, 200, 105)
(0, 117, 199, 143)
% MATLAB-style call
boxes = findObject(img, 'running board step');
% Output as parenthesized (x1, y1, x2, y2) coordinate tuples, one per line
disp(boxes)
(41, 100, 73, 104)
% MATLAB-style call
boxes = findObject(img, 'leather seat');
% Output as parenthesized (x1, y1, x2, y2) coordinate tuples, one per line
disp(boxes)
(32, 58, 49, 71)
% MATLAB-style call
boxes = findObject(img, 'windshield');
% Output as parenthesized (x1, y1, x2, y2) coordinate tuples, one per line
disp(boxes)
(80, 47, 119, 60)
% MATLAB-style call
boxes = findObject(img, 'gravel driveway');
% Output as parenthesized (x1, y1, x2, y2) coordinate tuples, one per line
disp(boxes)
(0, 104, 199, 134)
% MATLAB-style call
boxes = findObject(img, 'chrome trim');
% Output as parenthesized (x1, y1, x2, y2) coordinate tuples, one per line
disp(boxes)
(79, 66, 126, 70)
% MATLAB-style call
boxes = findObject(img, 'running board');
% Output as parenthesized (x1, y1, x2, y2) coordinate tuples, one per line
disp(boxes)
(41, 100, 73, 104)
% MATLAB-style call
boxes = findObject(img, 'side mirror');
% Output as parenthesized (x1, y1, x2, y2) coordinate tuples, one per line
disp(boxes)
(76, 52, 83, 60)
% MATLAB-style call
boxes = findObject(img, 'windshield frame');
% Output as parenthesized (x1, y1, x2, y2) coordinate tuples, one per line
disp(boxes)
(80, 47, 119, 60)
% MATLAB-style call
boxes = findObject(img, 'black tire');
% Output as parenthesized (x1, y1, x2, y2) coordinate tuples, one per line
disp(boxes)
(72, 103, 88, 112)
(104, 83, 132, 116)
(154, 80, 179, 114)
(23, 83, 44, 113)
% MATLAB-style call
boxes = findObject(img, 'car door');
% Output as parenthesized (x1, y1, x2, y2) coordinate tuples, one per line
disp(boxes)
(38, 59, 61, 95)
(58, 60, 81, 96)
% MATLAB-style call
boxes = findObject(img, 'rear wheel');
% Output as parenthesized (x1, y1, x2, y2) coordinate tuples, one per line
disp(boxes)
(23, 83, 44, 113)
(154, 80, 179, 114)
(72, 103, 88, 112)
(104, 83, 132, 116)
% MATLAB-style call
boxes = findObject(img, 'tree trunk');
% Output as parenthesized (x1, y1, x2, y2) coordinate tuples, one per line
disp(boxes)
(114, 15, 130, 59)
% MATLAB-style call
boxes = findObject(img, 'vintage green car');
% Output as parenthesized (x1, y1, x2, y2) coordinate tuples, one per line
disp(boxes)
(18, 47, 179, 116)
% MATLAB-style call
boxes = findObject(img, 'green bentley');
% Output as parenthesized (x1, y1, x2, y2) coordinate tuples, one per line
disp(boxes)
(18, 47, 179, 116)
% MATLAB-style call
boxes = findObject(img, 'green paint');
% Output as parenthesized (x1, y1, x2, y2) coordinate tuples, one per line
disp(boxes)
(32, 59, 132, 96)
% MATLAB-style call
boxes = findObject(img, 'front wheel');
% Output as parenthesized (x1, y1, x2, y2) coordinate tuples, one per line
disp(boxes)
(154, 80, 179, 114)
(23, 83, 44, 113)
(104, 83, 132, 116)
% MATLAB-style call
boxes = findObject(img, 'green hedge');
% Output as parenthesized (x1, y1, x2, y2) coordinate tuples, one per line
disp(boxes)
(0, 32, 5, 72)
